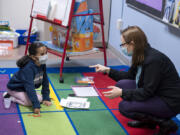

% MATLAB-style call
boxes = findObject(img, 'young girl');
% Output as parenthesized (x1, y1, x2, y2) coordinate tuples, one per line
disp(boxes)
(4, 42, 51, 114)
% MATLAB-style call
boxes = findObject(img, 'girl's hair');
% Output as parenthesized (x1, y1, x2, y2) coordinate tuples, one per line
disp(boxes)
(121, 26, 148, 66)
(16, 42, 45, 68)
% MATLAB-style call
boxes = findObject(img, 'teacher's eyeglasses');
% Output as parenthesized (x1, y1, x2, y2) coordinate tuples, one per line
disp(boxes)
(120, 42, 128, 47)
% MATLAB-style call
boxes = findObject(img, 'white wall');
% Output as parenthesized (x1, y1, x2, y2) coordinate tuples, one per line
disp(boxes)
(0, 0, 32, 29)
(0, 0, 47, 40)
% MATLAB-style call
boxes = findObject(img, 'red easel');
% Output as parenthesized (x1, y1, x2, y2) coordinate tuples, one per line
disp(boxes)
(25, 0, 107, 83)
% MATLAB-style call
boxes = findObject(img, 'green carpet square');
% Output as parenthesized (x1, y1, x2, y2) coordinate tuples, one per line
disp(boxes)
(57, 90, 106, 110)
(48, 73, 83, 89)
(19, 102, 60, 113)
(22, 112, 76, 135)
(67, 111, 127, 135)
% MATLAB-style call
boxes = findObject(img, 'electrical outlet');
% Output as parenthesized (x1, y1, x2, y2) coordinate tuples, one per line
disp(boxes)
(117, 19, 123, 30)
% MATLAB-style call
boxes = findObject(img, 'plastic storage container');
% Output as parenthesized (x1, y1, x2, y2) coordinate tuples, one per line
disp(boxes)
(16, 30, 37, 45)
(0, 31, 19, 48)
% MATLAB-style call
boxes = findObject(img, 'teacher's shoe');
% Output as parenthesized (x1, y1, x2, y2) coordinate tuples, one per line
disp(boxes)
(128, 121, 156, 129)
(154, 119, 178, 135)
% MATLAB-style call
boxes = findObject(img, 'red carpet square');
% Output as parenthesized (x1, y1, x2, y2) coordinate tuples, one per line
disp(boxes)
(83, 72, 116, 88)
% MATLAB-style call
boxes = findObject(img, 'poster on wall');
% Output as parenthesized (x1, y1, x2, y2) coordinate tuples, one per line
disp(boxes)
(162, 0, 180, 27)
(173, 0, 180, 27)
(126, 0, 166, 18)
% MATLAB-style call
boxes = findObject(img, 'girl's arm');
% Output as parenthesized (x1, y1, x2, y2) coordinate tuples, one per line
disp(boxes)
(21, 68, 41, 109)
(41, 65, 51, 101)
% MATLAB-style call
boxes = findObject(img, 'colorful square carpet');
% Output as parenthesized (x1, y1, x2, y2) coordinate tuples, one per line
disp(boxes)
(0, 66, 179, 135)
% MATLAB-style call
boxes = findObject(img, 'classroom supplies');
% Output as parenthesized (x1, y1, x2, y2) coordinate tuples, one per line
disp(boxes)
(16, 29, 38, 45)
(49, 25, 72, 50)
(163, 0, 175, 23)
(0, 21, 11, 31)
(71, 85, 99, 97)
(0, 21, 9, 26)
(72, 32, 93, 52)
(0, 31, 20, 48)
(75, 76, 94, 84)
(60, 96, 90, 109)
(174, 1, 180, 27)
(93, 23, 101, 40)
(0, 46, 9, 56)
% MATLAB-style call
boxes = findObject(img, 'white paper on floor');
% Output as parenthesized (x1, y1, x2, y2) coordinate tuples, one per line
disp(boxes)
(60, 96, 90, 109)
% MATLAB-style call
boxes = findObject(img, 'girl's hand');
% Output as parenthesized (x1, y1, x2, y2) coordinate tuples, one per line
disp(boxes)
(103, 86, 122, 99)
(34, 108, 40, 114)
(43, 100, 52, 106)
(89, 64, 110, 74)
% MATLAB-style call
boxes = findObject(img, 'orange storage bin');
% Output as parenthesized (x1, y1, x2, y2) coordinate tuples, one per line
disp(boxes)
(72, 32, 93, 52)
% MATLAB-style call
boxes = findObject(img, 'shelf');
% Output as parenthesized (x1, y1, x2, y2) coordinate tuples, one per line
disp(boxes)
(31, 12, 102, 28)
(40, 41, 100, 56)
(31, 16, 68, 28)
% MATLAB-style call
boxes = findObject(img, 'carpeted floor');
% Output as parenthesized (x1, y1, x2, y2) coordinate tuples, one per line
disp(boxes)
(0, 66, 179, 135)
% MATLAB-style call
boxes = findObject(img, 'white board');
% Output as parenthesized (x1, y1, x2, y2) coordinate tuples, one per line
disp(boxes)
(32, 0, 72, 26)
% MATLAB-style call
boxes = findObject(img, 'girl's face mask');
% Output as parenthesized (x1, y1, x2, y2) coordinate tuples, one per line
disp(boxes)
(38, 54, 48, 65)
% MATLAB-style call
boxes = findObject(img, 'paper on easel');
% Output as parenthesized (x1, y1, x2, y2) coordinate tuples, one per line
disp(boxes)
(47, 0, 58, 20)
(62, 0, 73, 26)
(53, 0, 73, 26)
(32, 0, 51, 17)
(60, 97, 90, 109)
(72, 86, 99, 97)
(54, 0, 69, 21)
(32, 0, 73, 26)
